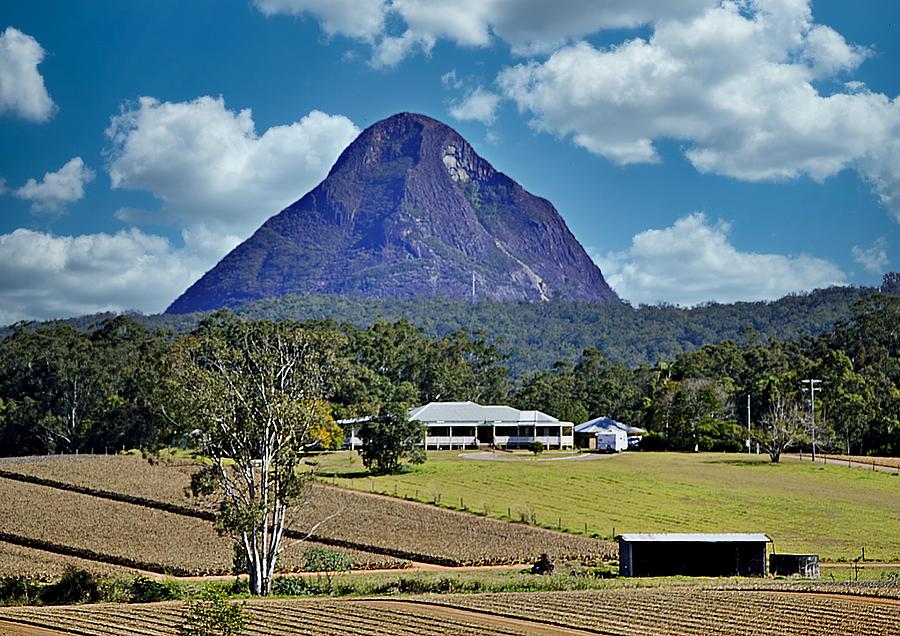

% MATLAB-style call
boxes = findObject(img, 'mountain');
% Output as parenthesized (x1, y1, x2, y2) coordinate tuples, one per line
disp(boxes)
(166, 112, 619, 314)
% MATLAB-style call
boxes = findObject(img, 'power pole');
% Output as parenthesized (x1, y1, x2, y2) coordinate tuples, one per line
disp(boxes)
(801, 379, 822, 461)
(746, 394, 751, 454)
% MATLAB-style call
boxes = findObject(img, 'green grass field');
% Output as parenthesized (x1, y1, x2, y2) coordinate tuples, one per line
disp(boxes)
(312, 451, 900, 563)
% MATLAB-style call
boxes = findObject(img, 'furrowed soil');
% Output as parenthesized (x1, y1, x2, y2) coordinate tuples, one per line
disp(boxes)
(2, 585, 900, 635)
(0, 454, 613, 578)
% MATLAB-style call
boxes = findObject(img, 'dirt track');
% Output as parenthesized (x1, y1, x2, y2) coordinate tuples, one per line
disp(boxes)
(0, 622, 67, 636)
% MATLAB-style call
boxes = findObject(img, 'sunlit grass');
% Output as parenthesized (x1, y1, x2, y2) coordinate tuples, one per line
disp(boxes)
(311, 450, 900, 563)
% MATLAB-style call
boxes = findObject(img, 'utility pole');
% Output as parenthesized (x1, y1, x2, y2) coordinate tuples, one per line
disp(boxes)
(746, 394, 751, 454)
(801, 379, 822, 461)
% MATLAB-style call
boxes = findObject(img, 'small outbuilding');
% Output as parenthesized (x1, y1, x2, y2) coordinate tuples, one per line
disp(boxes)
(575, 417, 644, 450)
(617, 533, 771, 577)
(770, 553, 819, 578)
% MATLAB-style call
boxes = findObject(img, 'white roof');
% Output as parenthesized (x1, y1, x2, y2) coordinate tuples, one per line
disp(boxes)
(408, 401, 563, 425)
(617, 533, 771, 543)
(576, 416, 645, 435)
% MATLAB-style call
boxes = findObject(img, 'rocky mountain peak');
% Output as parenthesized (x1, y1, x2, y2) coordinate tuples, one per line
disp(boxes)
(166, 113, 620, 314)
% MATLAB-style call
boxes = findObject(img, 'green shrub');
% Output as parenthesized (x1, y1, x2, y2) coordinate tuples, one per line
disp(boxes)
(130, 577, 179, 602)
(40, 567, 101, 605)
(302, 547, 352, 593)
(97, 577, 132, 603)
(231, 542, 248, 576)
(526, 441, 544, 455)
(179, 588, 249, 636)
(0, 576, 41, 605)
(272, 577, 307, 596)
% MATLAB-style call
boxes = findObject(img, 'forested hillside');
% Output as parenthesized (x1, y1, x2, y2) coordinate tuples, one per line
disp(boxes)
(18, 284, 877, 376)
(1, 287, 897, 458)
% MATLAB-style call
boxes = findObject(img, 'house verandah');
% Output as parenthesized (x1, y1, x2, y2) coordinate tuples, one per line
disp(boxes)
(409, 401, 575, 450)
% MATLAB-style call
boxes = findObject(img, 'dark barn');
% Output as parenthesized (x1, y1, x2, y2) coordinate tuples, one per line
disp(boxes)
(770, 553, 820, 578)
(617, 533, 771, 577)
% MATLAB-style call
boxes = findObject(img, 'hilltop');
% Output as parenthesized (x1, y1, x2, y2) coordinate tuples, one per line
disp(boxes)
(167, 113, 618, 313)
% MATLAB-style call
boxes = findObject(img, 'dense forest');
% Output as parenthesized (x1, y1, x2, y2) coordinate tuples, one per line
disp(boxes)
(12, 283, 880, 377)
(0, 279, 897, 458)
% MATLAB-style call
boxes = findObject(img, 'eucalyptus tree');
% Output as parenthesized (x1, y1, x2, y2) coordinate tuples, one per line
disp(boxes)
(173, 312, 340, 596)
(753, 392, 808, 463)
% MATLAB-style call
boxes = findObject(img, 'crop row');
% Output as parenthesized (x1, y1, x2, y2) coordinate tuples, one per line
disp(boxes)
(1, 456, 616, 566)
(0, 478, 406, 577)
(0, 541, 136, 580)
(0, 599, 528, 636)
(2, 588, 899, 636)
(709, 579, 900, 601)
(425, 588, 900, 635)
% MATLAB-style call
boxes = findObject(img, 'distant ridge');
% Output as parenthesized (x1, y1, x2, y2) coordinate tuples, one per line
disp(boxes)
(167, 112, 619, 314)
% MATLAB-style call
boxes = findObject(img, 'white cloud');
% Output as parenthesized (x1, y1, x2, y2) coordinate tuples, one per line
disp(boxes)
(254, 0, 716, 66)
(13, 157, 94, 213)
(497, 0, 900, 220)
(0, 27, 55, 122)
(0, 228, 204, 324)
(105, 96, 359, 243)
(394, 0, 715, 56)
(252, 0, 386, 41)
(370, 29, 434, 68)
(449, 87, 500, 125)
(441, 70, 463, 89)
(851, 238, 890, 275)
(0, 96, 360, 325)
(802, 24, 870, 78)
(595, 213, 846, 306)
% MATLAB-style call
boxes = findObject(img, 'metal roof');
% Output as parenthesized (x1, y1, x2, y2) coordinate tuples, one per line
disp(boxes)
(408, 401, 565, 425)
(616, 533, 771, 543)
(575, 416, 646, 435)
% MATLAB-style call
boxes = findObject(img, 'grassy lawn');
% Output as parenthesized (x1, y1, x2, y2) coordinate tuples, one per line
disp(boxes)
(311, 451, 900, 563)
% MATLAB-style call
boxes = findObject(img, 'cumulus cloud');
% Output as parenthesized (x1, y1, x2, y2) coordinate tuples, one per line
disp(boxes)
(105, 96, 359, 245)
(371, 29, 435, 68)
(0, 228, 204, 324)
(0, 96, 359, 324)
(594, 213, 846, 306)
(0, 27, 55, 122)
(852, 238, 890, 275)
(449, 86, 500, 125)
(497, 0, 900, 220)
(13, 157, 94, 213)
(252, 0, 386, 41)
(255, 0, 715, 65)
(394, 0, 714, 56)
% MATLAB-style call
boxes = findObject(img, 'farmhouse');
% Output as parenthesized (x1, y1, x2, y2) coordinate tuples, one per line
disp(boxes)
(574, 416, 644, 450)
(617, 533, 771, 577)
(409, 401, 574, 450)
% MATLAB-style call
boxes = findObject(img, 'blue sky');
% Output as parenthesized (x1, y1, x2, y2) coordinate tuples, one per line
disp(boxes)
(0, 0, 897, 322)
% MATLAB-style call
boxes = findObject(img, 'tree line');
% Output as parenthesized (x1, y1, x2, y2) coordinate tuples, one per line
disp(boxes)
(0, 293, 896, 460)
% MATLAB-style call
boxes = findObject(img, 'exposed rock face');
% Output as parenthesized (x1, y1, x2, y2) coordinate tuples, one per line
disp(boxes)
(166, 113, 620, 313)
